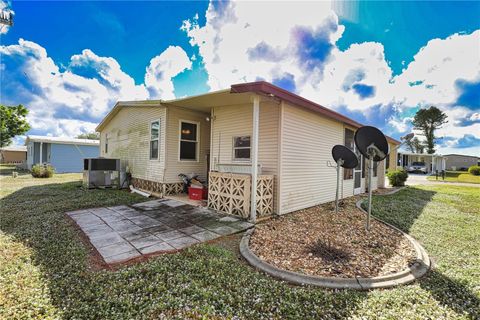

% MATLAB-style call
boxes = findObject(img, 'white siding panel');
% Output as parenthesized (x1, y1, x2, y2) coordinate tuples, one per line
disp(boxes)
(211, 102, 278, 172)
(342, 178, 354, 199)
(99, 106, 166, 182)
(164, 107, 211, 183)
(258, 102, 279, 175)
(211, 104, 253, 168)
(280, 103, 344, 214)
(211, 101, 280, 212)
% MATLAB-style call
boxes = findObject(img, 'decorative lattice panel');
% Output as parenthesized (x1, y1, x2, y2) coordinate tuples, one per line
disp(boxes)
(256, 175, 274, 216)
(163, 182, 184, 196)
(208, 172, 274, 219)
(132, 178, 163, 193)
(131, 178, 183, 197)
(208, 172, 251, 218)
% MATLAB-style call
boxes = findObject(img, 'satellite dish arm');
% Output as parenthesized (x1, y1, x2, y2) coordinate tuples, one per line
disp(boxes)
(367, 143, 386, 159)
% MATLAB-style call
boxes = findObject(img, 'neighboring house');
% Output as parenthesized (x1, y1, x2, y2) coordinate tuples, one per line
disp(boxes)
(444, 154, 480, 171)
(397, 151, 446, 174)
(0, 145, 27, 164)
(96, 81, 400, 221)
(25, 136, 100, 173)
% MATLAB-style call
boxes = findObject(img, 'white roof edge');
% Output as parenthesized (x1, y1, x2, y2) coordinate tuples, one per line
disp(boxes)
(161, 89, 231, 104)
(0, 145, 27, 151)
(398, 151, 444, 157)
(116, 100, 163, 106)
(25, 135, 100, 146)
(96, 100, 164, 132)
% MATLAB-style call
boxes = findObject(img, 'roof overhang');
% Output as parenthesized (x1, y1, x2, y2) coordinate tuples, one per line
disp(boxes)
(25, 135, 99, 146)
(231, 81, 401, 145)
(96, 100, 161, 132)
(161, 89, 252, 112)
(96, 81, 401, 145)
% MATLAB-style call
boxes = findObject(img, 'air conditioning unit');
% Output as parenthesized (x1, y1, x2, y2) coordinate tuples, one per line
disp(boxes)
(83, 158, 121, 189)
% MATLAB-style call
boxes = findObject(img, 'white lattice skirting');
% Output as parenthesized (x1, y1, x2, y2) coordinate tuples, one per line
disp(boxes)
(131, 178, 183, 197)
(208, 171, 274, 218)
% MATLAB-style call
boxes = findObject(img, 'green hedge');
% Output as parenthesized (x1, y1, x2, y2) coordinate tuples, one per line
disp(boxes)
(468, 165, 480, 176)
(386, 169, 409, 187)
(31, 164, 55, 178)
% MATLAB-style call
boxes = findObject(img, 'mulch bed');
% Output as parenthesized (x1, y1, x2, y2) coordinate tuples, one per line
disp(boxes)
(249, 195, 416, 278)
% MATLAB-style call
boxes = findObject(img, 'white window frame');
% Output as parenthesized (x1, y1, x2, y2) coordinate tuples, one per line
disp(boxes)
(232, 135, 251, 162)
(150, 119, 160, 160)
(178, 120, 199, 162)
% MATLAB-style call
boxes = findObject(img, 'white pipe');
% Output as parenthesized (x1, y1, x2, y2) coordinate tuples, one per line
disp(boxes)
(129, 185, 151, 197)
(250, 95, 260, 223)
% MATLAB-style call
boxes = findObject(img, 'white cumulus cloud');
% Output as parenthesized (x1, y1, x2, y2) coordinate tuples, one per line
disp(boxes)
(183, 1, 480, 154)
(182, 1, 342, 91)
(1, 39, 192, 138)
(145, 45, 192, 99)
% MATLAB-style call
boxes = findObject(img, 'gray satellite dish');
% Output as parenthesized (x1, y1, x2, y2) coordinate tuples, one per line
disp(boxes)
(331, 145, 358, 214)
(354, 126, 390, 231)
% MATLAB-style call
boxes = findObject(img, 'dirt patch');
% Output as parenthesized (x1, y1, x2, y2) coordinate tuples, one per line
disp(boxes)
(249, 196, 416, 278)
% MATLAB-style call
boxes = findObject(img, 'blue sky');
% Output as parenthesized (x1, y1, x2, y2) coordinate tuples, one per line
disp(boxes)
(1, 0, 479, 155)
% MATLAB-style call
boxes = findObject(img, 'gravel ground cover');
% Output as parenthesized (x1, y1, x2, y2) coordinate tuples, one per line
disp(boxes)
(1, 165, 479, 319)
(250, 196, 416, 278)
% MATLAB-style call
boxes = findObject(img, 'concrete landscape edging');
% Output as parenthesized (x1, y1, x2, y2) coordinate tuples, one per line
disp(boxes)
(240, 187, 431, 290)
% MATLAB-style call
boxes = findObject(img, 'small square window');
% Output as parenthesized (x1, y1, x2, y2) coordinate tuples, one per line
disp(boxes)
(180, 141, 196, 160)
(181, 122, 197, 141)
(179, 121, 198, 161)
(233, 136, 251, 160)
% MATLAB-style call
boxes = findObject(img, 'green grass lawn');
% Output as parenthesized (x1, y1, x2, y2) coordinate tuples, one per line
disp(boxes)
(1, 165, 479, 319)
(427, 170, 480, 184)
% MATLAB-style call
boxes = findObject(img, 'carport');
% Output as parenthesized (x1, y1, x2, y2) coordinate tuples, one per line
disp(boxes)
(397, 152, 446, 174)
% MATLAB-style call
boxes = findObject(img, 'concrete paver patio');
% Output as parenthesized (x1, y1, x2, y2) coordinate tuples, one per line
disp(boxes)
(66, 199, 253, 264)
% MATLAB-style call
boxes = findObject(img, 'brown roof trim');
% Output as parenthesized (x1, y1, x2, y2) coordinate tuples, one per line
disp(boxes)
(231, 81, 401, 145)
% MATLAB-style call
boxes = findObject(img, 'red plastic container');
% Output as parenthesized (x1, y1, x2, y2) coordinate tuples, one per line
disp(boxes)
(188, 186, 207, 200)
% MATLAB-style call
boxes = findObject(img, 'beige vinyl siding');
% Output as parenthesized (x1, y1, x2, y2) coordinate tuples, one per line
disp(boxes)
(342, 177, 354, 199)
(259, 101, 280, 213)
(99, 106, 166, 182)
(387, 142, 397, 171)
(377, 159, 386, 188)
(211, 103, 253, 169)
(164, 107, 211, 183)
(279, 103, 344, 214)
(342, 124, 357, 198)
(371, 177, 378, 190)
(258, 101, 280, 175)
(211, 101, 279, 173)
(211, 101, 280, 212)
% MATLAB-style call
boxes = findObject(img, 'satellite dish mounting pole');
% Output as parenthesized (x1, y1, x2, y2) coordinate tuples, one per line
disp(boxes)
(354, 126, 389, 232)
(331, 145, 358, 214)
(335, 158, 344, 214)
(366, 154, 374, 231)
